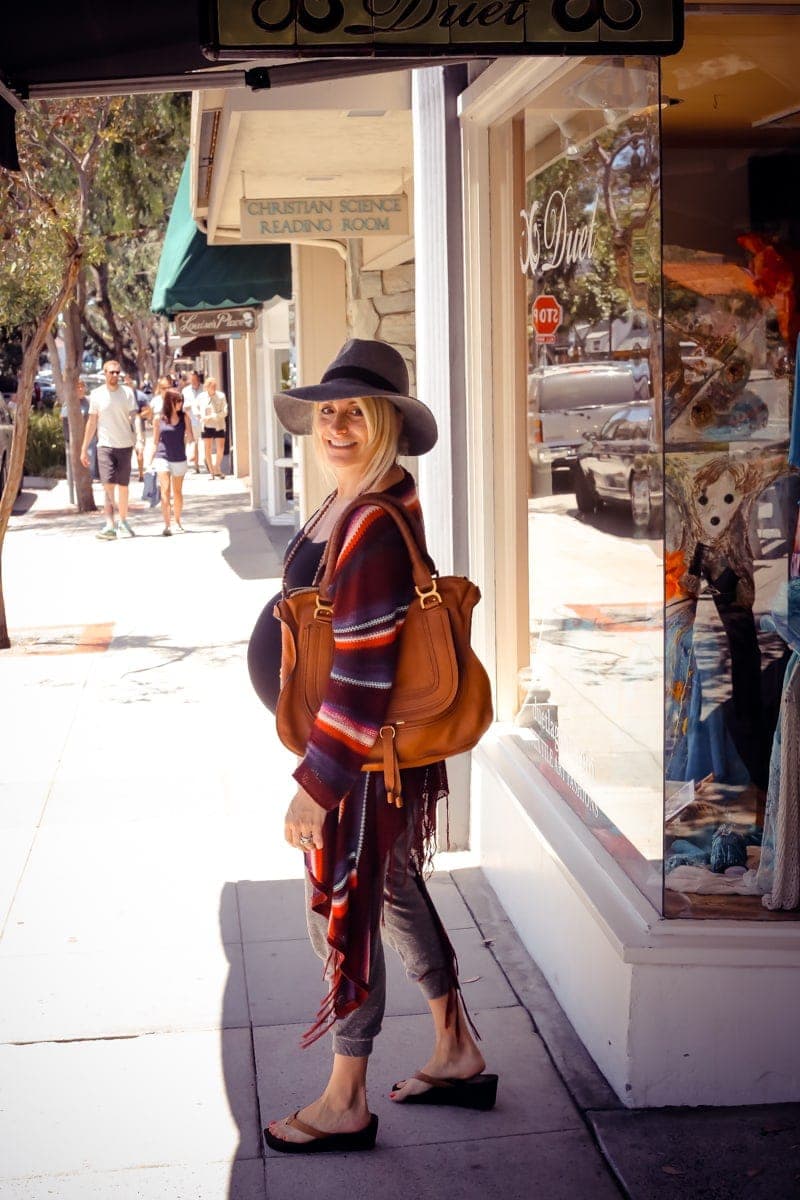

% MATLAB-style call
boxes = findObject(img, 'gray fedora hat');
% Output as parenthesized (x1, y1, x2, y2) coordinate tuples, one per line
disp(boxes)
(274, 338, 438, 456)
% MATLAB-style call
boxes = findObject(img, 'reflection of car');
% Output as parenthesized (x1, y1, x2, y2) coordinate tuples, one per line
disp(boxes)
(572, 402, 662, 527)
(34, 373, 57, 408)
(0, 396, 15, 499)
(528, 362, 636, 485)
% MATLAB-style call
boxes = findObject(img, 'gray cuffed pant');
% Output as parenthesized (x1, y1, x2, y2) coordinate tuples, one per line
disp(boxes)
(305, 824, 453, 1057)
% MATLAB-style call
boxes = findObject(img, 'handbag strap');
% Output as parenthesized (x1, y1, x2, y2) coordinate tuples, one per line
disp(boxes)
(317, 492, 437, 601)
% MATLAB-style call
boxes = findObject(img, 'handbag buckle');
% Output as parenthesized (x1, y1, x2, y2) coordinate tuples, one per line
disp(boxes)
(314, 597, 333, 620)
(415, 581, 441, 609)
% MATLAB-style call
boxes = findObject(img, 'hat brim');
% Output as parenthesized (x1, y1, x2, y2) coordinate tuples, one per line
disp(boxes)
(274, 380, 438, 456)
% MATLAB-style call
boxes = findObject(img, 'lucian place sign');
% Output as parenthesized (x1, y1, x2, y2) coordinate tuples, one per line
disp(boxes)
(240, 194, 409, 240)
(174, 307, 259, 335)
(207, 0, 683, 58)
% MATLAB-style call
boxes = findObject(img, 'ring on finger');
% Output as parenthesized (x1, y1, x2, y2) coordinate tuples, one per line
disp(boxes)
(299, 833, 314, 846)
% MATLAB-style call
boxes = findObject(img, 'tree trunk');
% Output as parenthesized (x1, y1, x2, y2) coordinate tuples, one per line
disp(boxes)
(46, 330, 64, 396)
(132, 316, 159, 384)
(61, 300, 96, 512)
(92, 261, 134, 371)
(0, 251, 82, 650)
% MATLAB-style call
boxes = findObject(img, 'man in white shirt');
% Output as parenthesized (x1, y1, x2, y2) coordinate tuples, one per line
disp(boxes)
(182, 370, 203, 471)
(80, 360, 137, 540)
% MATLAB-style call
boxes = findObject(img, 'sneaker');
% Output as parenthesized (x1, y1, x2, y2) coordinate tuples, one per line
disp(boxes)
(174, 522, 185, 534)
(116, 520, 136, 539)
(96, 526, 116, 541)
(162, 527, 172, 537)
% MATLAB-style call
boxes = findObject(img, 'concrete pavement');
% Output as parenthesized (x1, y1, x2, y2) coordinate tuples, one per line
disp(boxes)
(1, 473, 798, 1200)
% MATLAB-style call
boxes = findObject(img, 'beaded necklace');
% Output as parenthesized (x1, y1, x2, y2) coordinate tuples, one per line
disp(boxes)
(280, 490, 337, 597)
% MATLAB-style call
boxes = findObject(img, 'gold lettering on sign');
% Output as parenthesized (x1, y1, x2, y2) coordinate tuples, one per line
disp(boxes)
(519, 188, 599, 277)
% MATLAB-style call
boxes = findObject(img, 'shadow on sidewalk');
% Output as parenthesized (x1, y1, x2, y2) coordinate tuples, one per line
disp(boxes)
(220, 877, 312, 1200)
(11, 489, 39, 515)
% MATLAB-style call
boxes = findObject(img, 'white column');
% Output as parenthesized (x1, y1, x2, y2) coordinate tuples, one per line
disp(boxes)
(412, 66, 469, 578)
(413, 66, 471, 848)
(293, 243, 347, 522)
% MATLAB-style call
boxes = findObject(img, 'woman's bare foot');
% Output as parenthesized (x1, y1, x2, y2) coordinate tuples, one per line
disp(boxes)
(390, 989, 487, 1102)
(390, 1043, 486, 1101)
(267, 1092, 372, 1145)
(267, 1054, 371, 1145)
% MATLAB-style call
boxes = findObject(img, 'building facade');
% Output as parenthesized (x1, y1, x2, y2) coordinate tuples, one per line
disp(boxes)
(184, 6, 800, 1107)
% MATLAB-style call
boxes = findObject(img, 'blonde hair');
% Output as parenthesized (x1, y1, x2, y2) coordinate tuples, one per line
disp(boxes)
(311, 395, 402, 494)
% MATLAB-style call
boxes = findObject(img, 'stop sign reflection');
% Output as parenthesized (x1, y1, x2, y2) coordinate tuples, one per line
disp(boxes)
(532, 294, 563, 344)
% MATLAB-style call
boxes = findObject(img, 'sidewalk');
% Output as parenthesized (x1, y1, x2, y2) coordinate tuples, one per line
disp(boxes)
(1, 475, 798, 1200)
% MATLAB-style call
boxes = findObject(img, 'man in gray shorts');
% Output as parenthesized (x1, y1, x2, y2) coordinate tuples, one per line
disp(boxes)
(80, 360, 137, 540)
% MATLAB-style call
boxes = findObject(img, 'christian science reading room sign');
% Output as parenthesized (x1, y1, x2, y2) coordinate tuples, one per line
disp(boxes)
(208, 0, 683, 57)
(241, 194, 409, 240)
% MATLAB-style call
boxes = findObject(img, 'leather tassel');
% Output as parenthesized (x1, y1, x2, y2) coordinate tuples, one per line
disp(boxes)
(380, 725, 403, 807)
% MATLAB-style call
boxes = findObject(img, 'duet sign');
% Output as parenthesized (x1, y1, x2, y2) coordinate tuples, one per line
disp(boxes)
(208, 0, 683, 57)
(241, 194, 409, 241)
(520, 188, 599, 277)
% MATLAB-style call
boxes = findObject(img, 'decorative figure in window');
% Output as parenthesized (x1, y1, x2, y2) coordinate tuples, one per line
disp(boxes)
(665, 448, 788, 797)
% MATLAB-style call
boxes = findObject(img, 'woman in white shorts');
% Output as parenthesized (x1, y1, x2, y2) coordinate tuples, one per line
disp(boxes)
(199, 377, 228, 479)
(150, 388, 194, 536)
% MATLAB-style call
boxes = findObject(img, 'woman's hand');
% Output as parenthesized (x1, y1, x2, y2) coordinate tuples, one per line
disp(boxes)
(284, 786, 325, 851)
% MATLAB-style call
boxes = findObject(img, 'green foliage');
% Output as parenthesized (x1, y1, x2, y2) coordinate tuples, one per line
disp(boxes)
(24, 411, 65, 476)
(531, 145, 630, 334)
(0, 98, 107, 330)
(92, 94, 190, 236)
(0, 92, 190, 375)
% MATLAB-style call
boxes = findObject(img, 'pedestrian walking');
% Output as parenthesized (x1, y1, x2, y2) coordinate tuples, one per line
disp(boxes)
(124, 374, 153, 482)
(61, 379, 97, 479)
(149, 375, 172, 418)
(182, 370, 204, 471)
(252, 339, 496, 1156)
(149, 387, 194, 536)
(80, 360, 137, 540)
(199, 377, 228, 478)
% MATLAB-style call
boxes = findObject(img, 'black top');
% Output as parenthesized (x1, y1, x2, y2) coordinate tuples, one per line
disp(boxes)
(155, 411, 187, 463)
(247, 534, 326, 715)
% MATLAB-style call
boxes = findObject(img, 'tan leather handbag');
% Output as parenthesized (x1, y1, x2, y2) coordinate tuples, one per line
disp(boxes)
(274, 493, 494, 806)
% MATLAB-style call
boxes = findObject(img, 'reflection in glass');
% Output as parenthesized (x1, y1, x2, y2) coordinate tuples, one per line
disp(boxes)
(517, 58, 664, 908)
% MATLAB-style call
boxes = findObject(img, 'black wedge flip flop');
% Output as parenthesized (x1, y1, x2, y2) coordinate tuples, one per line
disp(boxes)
(391, 1071, 498, 1110)
(264, 1111, 379, 1154)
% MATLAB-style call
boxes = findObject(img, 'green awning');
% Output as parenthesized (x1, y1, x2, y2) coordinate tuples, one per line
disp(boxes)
(151, 157, 292, 316)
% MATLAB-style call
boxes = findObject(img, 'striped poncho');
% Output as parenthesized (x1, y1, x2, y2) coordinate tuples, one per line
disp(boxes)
(291, 469, 449, 1043)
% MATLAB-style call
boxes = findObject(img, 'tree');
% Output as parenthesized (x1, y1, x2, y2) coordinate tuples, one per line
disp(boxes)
(79, 94, 189, 380)
(0, 92, 189, 648)
(0, 98, 116, 646)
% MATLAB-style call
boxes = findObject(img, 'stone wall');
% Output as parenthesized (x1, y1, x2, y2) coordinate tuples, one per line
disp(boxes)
(345, 241, 416, 391)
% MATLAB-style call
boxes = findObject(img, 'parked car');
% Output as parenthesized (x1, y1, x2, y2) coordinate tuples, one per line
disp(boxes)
(572, 401, 662, 527)
(0, 395, 14, 500)
(527, 362, 636, 487)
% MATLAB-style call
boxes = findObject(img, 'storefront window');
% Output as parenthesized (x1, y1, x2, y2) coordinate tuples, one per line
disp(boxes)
(511, 27, 800, 920)
(660, 17, 800, 920)
(516, 58, 664, 908)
